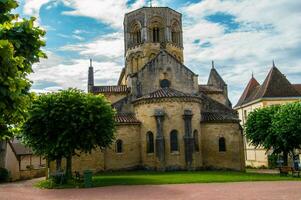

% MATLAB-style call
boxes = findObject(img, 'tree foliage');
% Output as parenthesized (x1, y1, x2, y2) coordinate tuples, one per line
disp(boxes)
(245, 105, 280, 149)
(271, 102, 301, 155)
(0, 0, 46, 140)
(245, 102, 301, 165)
(21, 89, 116, 177)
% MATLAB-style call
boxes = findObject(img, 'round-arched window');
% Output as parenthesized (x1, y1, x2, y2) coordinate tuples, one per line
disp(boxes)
(160, 79, 170, 88)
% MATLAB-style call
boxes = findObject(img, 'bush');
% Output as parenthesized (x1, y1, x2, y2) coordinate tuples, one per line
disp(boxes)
(0, 168, 9, 182)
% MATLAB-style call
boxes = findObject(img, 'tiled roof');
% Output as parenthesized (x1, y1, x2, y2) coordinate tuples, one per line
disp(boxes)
(200, 93, 239, 123)
(293, 84, 301, 94)
(235, 66, 301, 108)
(115, 113, 140, 124)
(201, 112, 239, 123)
(199, 85, 223, 94)
(93, 85, 129, 94)
(207, 66, 226, 89)
(235, 77, 260, 108)
(10, 142, 33, 156)
(135, 87, 196, 101)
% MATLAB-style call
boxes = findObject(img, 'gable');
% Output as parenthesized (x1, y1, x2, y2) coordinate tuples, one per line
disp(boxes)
(130, 50, 199, 97)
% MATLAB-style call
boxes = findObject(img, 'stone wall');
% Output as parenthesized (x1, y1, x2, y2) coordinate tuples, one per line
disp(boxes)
(130, 51, 198, 98)
(134, 99, 202, 170)
(206, 93, 227, 106)
(49, 124, 141, 174)
(103, 93, 127, 104)
(201, 123, 245, 171)
(19, 168, 46, 180)
(104, 125, 141, 170)
(5, 143, 20, 181)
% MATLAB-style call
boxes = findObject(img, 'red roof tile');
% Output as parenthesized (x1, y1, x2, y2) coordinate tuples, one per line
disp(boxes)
(115, 113, 140, 124)
(93, 85, 129, 94)
(293, 84, 301, 94)
(135, 87, 195, 101)
(235, 77, 260, 107)
(235, 66, 301, 108)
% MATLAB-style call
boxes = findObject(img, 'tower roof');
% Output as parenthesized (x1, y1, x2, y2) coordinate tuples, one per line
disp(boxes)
(235, 76, 260, 107)
(234, 65, 301, 108)
(255, 66, 300, 98)
(207, 63, 227, 89)
(125, 6, 181, 16)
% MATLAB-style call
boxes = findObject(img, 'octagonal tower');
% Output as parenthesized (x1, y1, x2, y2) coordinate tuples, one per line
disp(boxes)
(122, 7, 184, 84)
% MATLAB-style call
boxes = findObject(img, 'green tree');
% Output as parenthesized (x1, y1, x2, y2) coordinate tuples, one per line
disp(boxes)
(0, 0, 46, 139)
(245, 102, 301, 166)
(271, 102, 301, 165)
(22, 89, 116, 179)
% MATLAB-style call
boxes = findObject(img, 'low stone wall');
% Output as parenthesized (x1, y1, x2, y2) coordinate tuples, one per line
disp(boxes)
(19, 168, 46, 180)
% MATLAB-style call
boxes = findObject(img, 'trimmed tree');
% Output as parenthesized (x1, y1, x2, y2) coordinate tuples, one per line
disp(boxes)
(21, 89, 116, 179)
(245, 102, 301, 166)
(271, 102, 301, 165)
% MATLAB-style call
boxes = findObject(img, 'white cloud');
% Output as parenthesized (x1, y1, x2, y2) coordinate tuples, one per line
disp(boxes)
(23, 0, 301, 104)
(61, 32, 124, 59)
(22, 0, 52, 17)
(61, 0, 147, 28)
(30, 52, 122, 92)
(181, 0, 301, 103)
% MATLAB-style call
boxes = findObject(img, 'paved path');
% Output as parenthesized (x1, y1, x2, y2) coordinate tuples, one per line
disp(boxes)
(1, 179, 301, 200)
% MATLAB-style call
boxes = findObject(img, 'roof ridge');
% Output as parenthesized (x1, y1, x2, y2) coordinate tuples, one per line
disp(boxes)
(137, 49, 196, 76)
(234, 76, 260, 107)
(257, 66, 300, 98)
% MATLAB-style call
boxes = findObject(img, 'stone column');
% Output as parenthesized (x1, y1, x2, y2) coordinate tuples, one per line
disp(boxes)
(155, 110, 165, 164)
(142, 27, 148, 43)
(183, 110, 194, 169)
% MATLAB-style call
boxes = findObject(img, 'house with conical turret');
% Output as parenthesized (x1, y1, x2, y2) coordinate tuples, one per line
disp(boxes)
(234, 63, 301, 167)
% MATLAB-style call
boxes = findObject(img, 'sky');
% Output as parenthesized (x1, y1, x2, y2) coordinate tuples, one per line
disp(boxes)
(16, 0, 301, 104)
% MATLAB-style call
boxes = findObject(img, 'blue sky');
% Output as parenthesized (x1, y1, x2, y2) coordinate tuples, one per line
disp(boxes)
(18, 0, 301, 104)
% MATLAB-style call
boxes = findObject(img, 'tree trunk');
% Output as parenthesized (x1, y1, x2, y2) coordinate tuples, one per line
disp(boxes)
(66, 155, 72, 179)
(283, 151, 288, 166)
(56, 157, 62, 171)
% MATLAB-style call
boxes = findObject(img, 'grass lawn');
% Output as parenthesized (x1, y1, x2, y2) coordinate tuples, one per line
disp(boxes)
(36, 170, 301, 189)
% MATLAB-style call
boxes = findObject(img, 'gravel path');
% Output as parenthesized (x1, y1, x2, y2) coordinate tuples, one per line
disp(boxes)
(1, 179, 301, 200)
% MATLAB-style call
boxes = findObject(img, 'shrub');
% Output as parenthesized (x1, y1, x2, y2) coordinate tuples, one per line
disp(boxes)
(0, 168, 9, 182)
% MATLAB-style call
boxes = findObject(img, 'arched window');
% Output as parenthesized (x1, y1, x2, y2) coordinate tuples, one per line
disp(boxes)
(146, 132, 154, 153)
(116, 139, 123, 153)
(194, 130, 199, 152)
(130, 22, 142, 46)
(171, 21, 180, 45)
(153, 27, 160, 43)
(219, 137, 226, 152)
(170, 130, 179, 152)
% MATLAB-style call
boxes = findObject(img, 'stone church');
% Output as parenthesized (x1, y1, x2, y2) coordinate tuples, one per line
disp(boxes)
(66, 7, 245, 172)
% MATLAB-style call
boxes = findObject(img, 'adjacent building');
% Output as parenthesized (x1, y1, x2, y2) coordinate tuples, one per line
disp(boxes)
(1, 140, 46, 181)
(234, 64, 301, 167)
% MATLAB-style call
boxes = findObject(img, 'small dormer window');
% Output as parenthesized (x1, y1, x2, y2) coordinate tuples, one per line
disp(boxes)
(160, 79, 170, 88)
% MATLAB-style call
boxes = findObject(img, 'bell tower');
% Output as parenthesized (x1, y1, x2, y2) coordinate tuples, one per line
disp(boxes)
(122, 7, 184, 84)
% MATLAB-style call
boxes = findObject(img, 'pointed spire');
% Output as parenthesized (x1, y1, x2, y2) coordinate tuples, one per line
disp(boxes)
(88, 58, 94, 92)
(272, 60, 276, 67)
(251, 71, 254, 78)
(211, 60, 215, 69)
